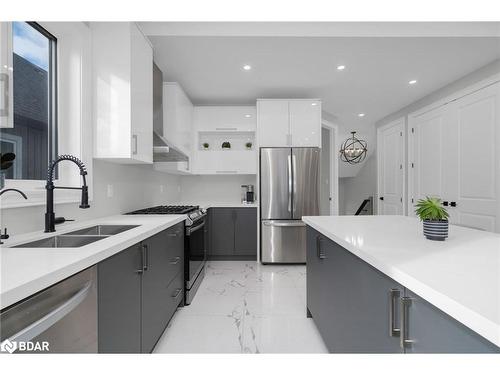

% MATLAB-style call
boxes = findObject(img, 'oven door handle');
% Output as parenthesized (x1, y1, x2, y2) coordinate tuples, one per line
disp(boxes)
(186, 221, 205, 235)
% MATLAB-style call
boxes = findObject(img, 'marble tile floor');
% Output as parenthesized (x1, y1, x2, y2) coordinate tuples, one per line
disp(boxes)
(154, 261, 328, 353)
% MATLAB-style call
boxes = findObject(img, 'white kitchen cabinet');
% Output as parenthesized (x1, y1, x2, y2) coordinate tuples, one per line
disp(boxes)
(257, 100, 290, 147)
(163, 82, 193, 158)
(92, 22, 153, 164)
(257, 99, 321, 147)
(289, 100, 322, 146)
(191, 106, 257, 175)
(0, 22, 13, 129)
(409, 82, 500, 232)
(194, 106, 256, 132)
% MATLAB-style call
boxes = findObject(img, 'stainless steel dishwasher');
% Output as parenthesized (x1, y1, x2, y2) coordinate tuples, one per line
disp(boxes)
(0, 266, 97, 353)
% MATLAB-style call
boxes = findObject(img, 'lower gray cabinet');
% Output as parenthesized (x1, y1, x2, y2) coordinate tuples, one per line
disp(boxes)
(306, 226, 500, 353)
(404, 289, 499, 353)
(209, 207, 257, 260)
(98, 243, 142, 353)
(307, 227, 403, 353)
(98, 223, 184, 353)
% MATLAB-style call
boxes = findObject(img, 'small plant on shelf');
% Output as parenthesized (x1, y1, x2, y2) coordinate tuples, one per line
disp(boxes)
(414, 196, 449, 241)
(245, 142, 253, 150)
(202, 142, 210, 150)
(221, 141, 231, 150)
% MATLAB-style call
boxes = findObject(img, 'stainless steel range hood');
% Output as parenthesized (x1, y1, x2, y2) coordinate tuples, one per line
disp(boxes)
(153, 63, 188, 163)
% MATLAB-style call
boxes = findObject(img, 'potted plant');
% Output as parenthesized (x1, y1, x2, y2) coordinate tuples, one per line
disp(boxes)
(414, 196, 449, 241)
(221, 141, 231, 150)
(245, 142, 253, 150)
(202, 142, 210, 150)
(0, 152, 16, 189)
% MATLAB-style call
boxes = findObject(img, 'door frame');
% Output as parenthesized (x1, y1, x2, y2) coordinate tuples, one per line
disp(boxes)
(377, 117, 407, 215)
(321, 119, 339, 216)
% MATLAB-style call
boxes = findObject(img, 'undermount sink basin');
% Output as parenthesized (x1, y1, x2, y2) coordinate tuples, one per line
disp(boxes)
(14, 235, 107, 248)
(64, 224, 140, 236)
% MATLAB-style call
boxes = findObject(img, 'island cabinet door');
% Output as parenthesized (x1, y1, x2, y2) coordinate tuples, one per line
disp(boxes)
(98, 243, 142, 353)
(403, 289, 499, 353)
(306, 227, 403, 353)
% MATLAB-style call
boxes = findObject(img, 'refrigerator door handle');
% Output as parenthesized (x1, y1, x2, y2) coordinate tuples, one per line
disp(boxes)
(287, 154, 292, 213)
(292, 154, 297, 212)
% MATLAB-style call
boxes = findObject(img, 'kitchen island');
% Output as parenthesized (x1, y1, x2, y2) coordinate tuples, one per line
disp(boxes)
(302, 215, 500, 353)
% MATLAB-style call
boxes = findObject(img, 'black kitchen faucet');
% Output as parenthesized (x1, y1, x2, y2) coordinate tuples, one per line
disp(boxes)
(45, 155, 90, 232)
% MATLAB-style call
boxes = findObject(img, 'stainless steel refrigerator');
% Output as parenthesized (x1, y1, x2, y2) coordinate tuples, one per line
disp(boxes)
(260, 147, 320, 263)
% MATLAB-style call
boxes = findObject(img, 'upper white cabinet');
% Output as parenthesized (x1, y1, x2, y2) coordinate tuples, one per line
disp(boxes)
(192, 106, 257, 174)
(92, 22, 153, 164)
(257, 99, 321, 147)
(194, 106, 256, 132)
(163, 82, 193, 158)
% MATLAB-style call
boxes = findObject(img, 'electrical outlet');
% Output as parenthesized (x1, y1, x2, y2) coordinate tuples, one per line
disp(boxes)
(160, 184, 165, 193)
(106, 184, 114, 198)
(177, 185, 181, 193)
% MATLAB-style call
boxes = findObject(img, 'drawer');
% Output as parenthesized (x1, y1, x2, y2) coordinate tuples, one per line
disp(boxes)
(165, 271, 184, 322)
(165, 223, 184, 285)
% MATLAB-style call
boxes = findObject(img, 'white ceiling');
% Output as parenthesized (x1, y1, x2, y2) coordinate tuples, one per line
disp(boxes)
(148, 34, 500, 134)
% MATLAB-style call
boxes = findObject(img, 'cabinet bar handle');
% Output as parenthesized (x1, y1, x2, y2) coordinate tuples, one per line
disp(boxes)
(215, 127, 238, 131)
(389, 289, 401, 337)
(400, 297, 413, 349)
(142, 244, 148, 271)
(170, 256, 181, 265)
(132, 134, 138, 155)
(216, 170, 237, 174)
(316, 236, 326, 259)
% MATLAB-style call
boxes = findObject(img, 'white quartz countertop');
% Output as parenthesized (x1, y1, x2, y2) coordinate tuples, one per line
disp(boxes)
(302, 215, 500, 348)
(0, 214, 186, 309)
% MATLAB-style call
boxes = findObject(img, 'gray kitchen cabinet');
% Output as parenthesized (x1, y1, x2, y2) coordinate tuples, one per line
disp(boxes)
(210, 208, 235, 257)
(234, 208, 258, 256)
(306, 226, 499, 353)
(98, 223, 184, 353)
(209, 207, 257, 260)
(306, 227, 403, 353)
(98, 243, 142, 353)
(141, 223, 184, 353)
(404, 289, 499, 353)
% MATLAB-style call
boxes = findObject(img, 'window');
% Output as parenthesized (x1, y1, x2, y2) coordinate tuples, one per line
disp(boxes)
(0, 22, 57, 180)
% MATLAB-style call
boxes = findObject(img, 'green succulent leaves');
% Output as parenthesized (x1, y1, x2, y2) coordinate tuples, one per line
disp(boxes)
(414, 196, 449, 221)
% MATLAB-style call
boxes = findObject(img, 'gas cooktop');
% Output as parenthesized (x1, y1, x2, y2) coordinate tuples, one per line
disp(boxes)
(126, 205, 199, 215)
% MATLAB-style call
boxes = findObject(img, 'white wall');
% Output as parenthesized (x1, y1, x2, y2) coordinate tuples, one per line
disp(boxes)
(0, 160, 181, 235)
(179, 175, 257, 204)
(339, 154, 377, 215)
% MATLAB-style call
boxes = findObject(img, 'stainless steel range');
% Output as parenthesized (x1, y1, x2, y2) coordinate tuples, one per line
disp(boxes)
(126, 205, 207, 304)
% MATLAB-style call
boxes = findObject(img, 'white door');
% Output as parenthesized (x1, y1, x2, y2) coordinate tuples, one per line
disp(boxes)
(449, 83, 500, 232)
(289, 100, 321, 147)
(409, 82, 500, 232)
(377, 118, 405, 215)
(409, 104, 455, 218)
(257, 100, 290, 147)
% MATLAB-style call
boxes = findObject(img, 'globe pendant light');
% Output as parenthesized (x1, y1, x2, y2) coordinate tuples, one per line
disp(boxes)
(340, 131, 367, 164)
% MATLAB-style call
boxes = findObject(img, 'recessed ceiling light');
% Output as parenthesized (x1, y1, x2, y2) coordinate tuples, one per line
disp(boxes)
(244, 114, 252, 118)
(242, 64, 252, 71)
(358, 113, 365, 117)
(311, 102, 318, 106)
(337, 65, 346, 70)
(409, 79, 417, 85)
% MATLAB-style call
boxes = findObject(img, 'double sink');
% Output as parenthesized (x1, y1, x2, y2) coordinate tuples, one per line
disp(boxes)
(13, 225, 140, 248)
